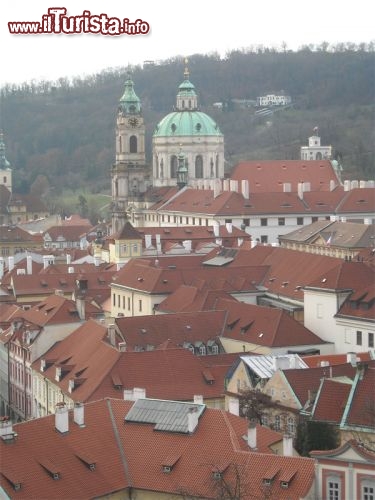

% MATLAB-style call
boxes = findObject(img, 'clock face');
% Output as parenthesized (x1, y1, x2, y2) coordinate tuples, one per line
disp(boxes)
(128, 117, 139, 128)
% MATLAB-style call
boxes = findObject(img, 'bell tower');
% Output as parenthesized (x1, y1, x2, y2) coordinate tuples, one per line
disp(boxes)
(111, 77, 149, 234)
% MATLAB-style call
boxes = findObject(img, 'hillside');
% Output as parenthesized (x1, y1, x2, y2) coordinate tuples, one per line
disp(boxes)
(1, 46, 374, 196)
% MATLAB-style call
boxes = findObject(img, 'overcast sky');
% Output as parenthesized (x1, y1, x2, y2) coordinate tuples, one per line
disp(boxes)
(1, 0, 374, 86)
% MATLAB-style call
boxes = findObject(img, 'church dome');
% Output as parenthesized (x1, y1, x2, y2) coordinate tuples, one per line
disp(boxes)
(154, 110, 222, 137)
(153, 65, 222, 139)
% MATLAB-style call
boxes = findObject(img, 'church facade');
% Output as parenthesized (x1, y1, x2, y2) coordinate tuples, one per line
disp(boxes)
(110, 65, 225, 233)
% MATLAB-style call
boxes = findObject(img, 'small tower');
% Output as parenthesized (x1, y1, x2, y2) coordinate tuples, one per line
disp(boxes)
(0, 131, 12, 192)
(300, 127, 332, 161)
(111, 77, 150, 234)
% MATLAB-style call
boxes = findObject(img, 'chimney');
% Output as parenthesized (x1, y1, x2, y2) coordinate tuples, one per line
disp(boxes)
(359, 180, 366, 188)
(247, 421, 257, 449)
(68, 266, 74, 274)
(107, 324, 116, 346)
(187, 407, 199, 433)
(241, 179, 250, 200)
(73, 402, 85, 427)
(329, 179, 336, 191)
(364, 218, 371, 225)
(213, 223, 220, 238)
(43, 255, 54, 269)
(303, 182, 311, 192)
(75, 296, 86, 320)
(283, 182, 291, 193)
(183, 240, 192, 252)
(228, 397, 239, 416)
(347, 352, 357, 366)
(55, 402, 69, 433)
(230, 180, 238, 193)
(66, 254, 71, 265)
(156, 234, 161, 254)
(133, 387, 146, 400)
(283, 434, 293, 456)
(94, 256, 101, 267)
(251, 239, 258, 248)
(223, 179, 229, 191)
(145, 234, 152, 248)
(8, 256, 15, 272)
(344, 180, 351, 191)
(297, 182, 304, 200)
(26, 255, 32, 275)
(351, 180, 359, 189)
(194, 395, 203, 404)
(0, 417, 13, 439)
(0, 258, 4, 279)
(225, 222, 232, 234)
(118, 342, 127, 352)
(213, 179, 222, 198)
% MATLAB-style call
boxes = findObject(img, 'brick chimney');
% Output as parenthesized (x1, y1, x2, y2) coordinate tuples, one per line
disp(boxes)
(26, 255, 33, 275)
(194, 395, 203, 404)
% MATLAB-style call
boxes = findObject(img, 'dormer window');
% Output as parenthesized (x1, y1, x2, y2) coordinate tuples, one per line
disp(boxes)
(281, 481, 289, 488)
(163, 465, 171, 474)
(213, 471, 222, 480)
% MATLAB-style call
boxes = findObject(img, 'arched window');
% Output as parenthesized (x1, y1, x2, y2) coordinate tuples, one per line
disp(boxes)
(170, 155, 178, 178)
(155, 155, 159, 177)
(316, 152, 322, 160)
(215, 155, 219, 177)
(195, 155, 203, 178)
(129, 135, 137, 153)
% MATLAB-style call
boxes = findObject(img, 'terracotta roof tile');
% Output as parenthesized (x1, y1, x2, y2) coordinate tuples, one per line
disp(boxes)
(312, 378, 352, 423)
(0, 398, 316, 499)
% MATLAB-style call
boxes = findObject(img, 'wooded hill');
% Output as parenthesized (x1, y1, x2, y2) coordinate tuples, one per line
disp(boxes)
(1, 45, 374, 195)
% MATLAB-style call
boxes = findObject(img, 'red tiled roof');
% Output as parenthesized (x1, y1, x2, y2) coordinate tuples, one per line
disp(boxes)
(157, 285, 237, 313)
(282, 364, 357, 407)
(336, 187, 375, 214)
(115, 310, 227, 350)
(336, 283, 375, 321)
(0, 226, 42, 243)
(344, 364, 375, 429)
(230, 160, 339, 192)
(15, 294, 83, 326)
(310, 439, 375, 462)
(306, 261, 375, 292)
(215, 298, 326, 348)
(0, 398, 316, 499)
(43, 225, 92, 241)
(312, 378, 352, 423)
(303, 352, 371, 368)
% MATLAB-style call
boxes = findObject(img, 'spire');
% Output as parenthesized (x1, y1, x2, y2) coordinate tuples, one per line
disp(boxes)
(176, 60, 198, 111)
(184, 58, 190, 81)
(0, 130, 11, 169)
(118, 76, 141, 115)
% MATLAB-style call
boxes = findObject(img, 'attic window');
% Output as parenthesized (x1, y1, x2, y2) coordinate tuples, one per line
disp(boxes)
(213, 471, 222, 480)
(39, 459, 60, 480)
(2, 472, 21, 491)
(163, 465, 172, 473)
(263, 479, 272, 486)
(281, 481, 289, 488)
(195, 123, 202, 131)
(171, 123, 177, 133)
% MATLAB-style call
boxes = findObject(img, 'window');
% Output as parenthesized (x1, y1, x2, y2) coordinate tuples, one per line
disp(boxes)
(261, 218, 267, 226)
(195, 155, 203, 178)
(357, 330, 363, 346)
(297, 217, 303, 225)
(274, 415, 281, 431)
(127, 297, 131, 310)
(261, 235, 268, 244)
(362, 480, 375, 500)
(139, 300, 142, 312)
(369, 332, 374, 348)
(327, 478, 340, 500)
(113, 293, 116, 306)
(312, 216, 318, 223)
(117, 295, 120, 308)
(287, 416, 295, 435)
(170, 155, 178, 178)
(243, 218, 250, 227)
(129, 135, 137, 153)
(278, 217, 285, 226)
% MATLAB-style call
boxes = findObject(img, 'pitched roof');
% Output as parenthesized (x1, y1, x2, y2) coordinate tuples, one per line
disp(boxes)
(0, 225, 42, 244)
(282, 364, 357, 407)
(43, 225, 92, 241)
(306, 260, 375, 292)
(312, 378, 353, 423)
(336, 282, 375, 321)
(32, 322, 228, 403)
(302, 351, 372, 368)
(0, 398, 316, 499)
(230, 159, 339, 192)
(336, 187, 375, 214)
(215, 298, 326, 348)
(343, 364, 375, 429)
(157, 286, 237, 313)
(310, 439, 375, 462)
(114, 310, 227, 350)
(15, 294, 84, 326)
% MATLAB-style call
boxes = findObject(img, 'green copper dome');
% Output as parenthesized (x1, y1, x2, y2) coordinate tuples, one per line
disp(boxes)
(118, 78, 141, 114)
(154, 111, 223, 137)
